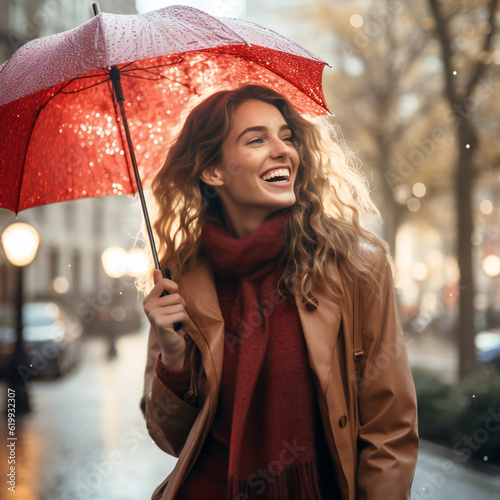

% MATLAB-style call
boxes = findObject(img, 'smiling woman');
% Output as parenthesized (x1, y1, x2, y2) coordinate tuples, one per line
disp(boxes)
(199, 99, 300, 238)
(141, 84, 393, 300)
(137, 84, 419, 500)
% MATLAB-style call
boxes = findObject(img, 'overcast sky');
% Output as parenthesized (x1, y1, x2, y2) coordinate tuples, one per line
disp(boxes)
(135, 0, 246, 18)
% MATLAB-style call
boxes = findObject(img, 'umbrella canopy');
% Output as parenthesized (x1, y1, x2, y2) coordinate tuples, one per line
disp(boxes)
(0, 4, 331, 215)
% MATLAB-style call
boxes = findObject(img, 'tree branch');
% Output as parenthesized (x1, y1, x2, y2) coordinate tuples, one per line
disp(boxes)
(428, 0, 458, 104)
(465, 0, 499, 98)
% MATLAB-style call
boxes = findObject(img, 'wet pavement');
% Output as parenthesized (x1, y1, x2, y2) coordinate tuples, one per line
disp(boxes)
(0, 325, 499, 499)
(0, 325, 175, 500)
(412, 440, 500, 499)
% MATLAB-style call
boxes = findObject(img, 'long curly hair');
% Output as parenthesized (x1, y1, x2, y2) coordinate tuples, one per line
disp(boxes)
(133, 84, 396, 307)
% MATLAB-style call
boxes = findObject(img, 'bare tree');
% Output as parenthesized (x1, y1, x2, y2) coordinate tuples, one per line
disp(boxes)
(428, 0, 499, 380)
(313, 1, 437, 255)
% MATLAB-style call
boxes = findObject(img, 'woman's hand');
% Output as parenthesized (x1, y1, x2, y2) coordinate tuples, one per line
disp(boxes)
(143, 269, 193, 369)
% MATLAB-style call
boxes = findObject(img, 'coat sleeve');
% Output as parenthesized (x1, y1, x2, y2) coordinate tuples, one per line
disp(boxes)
(356, 251, 419, 500)
(142, 325, 200, 458)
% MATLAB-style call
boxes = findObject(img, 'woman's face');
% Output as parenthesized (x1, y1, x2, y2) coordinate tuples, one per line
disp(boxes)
(201, 99, 300, 237)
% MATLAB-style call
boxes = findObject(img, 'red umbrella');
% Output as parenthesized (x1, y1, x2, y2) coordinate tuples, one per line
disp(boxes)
(0, 3, 331, 321)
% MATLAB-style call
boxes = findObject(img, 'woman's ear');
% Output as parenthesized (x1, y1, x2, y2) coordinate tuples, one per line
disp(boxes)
(200, 165, 225, 187)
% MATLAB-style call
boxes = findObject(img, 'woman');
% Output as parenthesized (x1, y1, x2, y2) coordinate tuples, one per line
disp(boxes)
(138, 84, 419, 500)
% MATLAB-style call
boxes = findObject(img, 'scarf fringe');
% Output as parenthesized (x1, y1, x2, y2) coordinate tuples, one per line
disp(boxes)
(228, 460, 322, 500)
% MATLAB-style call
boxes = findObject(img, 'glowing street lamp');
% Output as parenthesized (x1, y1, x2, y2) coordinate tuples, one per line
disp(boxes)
(482, 255, 500, 277)
(1, 223, 40, 414)
(126, 248, 149, 277)
(2, 223, 39, 267)
(101, 246, 128, 278)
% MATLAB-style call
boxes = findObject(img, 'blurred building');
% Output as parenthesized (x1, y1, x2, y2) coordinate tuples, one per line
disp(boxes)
(0, 0, 143, 324)
(0, 0, 137, 62)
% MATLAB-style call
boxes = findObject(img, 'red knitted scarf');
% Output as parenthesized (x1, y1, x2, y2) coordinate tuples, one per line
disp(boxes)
(200, 208, 328, 499)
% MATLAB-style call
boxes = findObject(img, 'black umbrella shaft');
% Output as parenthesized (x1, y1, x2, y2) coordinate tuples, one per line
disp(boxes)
(110, 66, 183, 331)
(113, 98, 159, 269)
(117, 99, 160, 270)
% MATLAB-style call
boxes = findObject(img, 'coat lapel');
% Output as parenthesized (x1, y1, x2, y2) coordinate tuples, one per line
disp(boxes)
(293, 257, 344, 395)
(294, 257, 355, 499)
(177, 261, 225, 422)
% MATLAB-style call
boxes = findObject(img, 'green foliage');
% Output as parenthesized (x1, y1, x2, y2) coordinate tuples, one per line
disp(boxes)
(411, 366, 455, 443)
(412, 366, 500, 466)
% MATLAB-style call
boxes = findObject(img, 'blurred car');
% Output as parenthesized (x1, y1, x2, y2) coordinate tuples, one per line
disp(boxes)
(475, 329, 500, 371)
(0, 300, 83, 379)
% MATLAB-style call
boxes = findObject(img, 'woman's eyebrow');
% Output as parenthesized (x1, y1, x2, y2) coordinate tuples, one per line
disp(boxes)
(236, 124, 291, 142)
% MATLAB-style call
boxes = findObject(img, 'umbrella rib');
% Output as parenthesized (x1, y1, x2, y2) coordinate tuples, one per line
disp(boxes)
(67, 71, 109, 80)
(134, 68, 166, 78)
(59, 78, 111, 94)
(120, 71, 199, 94)
(120, 74, 163, 81)
(125, 67, 182, 80)
(118, 61, 135, 71)
(120, 59, 186, 73)
(121, 64, 169, 72)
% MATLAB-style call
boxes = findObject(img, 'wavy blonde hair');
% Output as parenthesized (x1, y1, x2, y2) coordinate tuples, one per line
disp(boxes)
(133, 84, 397, 308)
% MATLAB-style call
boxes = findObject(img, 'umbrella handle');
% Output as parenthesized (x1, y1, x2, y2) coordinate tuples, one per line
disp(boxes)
(161, 267, 183, 332)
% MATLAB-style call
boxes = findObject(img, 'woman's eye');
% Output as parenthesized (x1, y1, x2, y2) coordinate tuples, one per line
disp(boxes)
(248, 136, 294, 145)
(248, 138, 264, 144)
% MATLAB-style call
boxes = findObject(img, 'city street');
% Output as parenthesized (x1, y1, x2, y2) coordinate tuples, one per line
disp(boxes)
(0, 324, 175, 500)
(1, 325, 499, 499)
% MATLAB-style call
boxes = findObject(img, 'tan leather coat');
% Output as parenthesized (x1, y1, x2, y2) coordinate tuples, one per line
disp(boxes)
(142, 247, 419, 500)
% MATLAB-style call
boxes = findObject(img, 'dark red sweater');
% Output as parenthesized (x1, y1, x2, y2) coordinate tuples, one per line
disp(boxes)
(155, 271, 342, 499)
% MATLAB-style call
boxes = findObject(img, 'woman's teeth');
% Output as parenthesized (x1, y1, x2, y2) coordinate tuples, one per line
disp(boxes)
(261, 168, 290, 182)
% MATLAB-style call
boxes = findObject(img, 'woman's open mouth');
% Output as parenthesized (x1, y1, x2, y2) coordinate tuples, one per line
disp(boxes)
(259, 167, 291, 186)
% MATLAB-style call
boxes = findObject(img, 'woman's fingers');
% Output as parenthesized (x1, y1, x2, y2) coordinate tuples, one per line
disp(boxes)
(142, 270, 194, 356)
(149, 308, 186, 332)
(150, 292, 186, 309)
(144, 274, 180, 306)
(153, 269, 162, 284)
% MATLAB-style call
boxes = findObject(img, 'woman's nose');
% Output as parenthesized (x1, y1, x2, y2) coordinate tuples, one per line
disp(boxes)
(270, 136, 291, 158)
